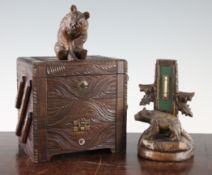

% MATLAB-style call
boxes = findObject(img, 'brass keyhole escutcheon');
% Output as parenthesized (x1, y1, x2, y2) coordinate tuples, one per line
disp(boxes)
(73, 119, 90, 132)
(79, 138, 85, 145)
(79, 80, 89, 89)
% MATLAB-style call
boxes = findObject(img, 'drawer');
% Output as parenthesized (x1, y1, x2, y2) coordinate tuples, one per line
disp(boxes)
(47, 120, 115, 155)
(47, 75, 117, 100)
(46, 98, 116, 156)
(47, 98, 116, 128)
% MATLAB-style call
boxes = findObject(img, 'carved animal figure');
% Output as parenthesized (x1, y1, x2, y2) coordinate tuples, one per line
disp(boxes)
(135, 108, 182, 141)
(54, 5, 90, 60)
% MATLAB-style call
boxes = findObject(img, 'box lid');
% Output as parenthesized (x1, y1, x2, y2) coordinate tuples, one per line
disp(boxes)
(17, 56, 127, 77)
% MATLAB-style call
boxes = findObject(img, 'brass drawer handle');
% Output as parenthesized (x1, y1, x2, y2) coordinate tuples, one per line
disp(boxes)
(79, 138, 85, 145)
(78, 80, 89, 89)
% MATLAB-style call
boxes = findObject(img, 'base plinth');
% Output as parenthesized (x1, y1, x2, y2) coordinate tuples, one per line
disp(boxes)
(138, 131, 194, 162)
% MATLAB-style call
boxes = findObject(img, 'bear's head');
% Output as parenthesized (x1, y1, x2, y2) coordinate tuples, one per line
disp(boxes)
(65, 5, 90, 36)
(134, 107, 152, 123)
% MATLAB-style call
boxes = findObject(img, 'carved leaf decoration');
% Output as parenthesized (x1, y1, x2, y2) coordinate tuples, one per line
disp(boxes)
(176, 92, 194, 117)
(139, 93, 154, 106)
(139, 84, 155, 106)
(177, 102, 193, 117)
(176, 92, 195, 102)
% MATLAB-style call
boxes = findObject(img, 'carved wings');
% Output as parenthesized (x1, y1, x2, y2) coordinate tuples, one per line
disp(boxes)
(139, 84, 194, 117)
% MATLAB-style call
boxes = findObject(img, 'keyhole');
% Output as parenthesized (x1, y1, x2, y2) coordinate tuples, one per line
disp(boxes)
(79, 138, 85, 145)
(79, 80, 88, 89)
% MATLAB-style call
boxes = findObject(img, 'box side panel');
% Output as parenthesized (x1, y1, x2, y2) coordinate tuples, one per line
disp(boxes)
(16, 58, 34, 161)
(115, 60, 128, 152)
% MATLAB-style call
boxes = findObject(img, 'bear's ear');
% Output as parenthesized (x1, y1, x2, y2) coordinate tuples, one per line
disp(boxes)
(83, 12, 90, 19)
(70, 5, 77, 13)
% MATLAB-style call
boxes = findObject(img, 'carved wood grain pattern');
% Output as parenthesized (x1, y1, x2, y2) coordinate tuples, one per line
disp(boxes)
(47, 75, 117, 100)
(46, 61, 117, 76)
(47, 99, 116, 128)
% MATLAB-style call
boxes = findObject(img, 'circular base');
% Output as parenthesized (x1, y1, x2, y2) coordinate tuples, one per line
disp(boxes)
(138, 133, 194, 162)
(138, 146, 194, 162)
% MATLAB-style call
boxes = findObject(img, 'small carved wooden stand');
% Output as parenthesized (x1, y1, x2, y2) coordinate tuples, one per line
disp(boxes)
(135, 59, 194, 161)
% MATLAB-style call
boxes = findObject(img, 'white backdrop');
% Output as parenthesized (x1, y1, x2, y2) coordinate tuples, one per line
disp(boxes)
(0, 0, 212, 133)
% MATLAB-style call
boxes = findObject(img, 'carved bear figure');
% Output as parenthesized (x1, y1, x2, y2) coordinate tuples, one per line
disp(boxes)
(54, 5, 90, 60)
(135, 108, 182, 141)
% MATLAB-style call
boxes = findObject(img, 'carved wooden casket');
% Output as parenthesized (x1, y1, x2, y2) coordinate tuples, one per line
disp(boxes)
(15, 56, 128, 163)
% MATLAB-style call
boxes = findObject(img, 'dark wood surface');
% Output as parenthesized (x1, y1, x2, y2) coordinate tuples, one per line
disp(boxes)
(0, 133, 212, 175)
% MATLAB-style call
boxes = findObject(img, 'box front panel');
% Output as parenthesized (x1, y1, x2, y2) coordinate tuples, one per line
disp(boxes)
(46, 75, 117, 156)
